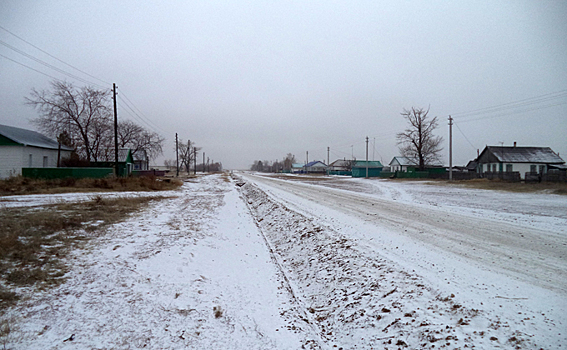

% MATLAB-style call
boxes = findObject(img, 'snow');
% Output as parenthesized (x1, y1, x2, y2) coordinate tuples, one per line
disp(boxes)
(1, 173, 566, 349)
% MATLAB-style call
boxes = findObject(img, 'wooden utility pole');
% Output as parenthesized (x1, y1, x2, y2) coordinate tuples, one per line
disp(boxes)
(113, 83, 118, 176)
(193, 148, 197, 175)
(203, 152, 205, 173)
(327, 146, 330, 165)
(365, 136, 369, 179)
(175, 133, 179, 177)
(448, 116, 453, 181)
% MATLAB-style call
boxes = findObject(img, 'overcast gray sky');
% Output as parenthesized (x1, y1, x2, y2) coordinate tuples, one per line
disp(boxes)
(1, 1, 566, 169)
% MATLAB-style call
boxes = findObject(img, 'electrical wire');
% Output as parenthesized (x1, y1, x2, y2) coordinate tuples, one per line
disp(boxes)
(451, 90, 567, 121)
(0, 24, 111, 86)
(453, 121, 477, 151)
(0, 53, 60, 80)
(118, 89, 167, 134)
(0, 39, 107, 88)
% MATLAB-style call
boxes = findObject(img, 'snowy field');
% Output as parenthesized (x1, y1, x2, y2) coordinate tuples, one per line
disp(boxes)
(1, 173, 565, 349)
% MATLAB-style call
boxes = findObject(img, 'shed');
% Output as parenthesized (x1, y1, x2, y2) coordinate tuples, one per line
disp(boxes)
(352, 160, 383, 178)
(0, 124, 73, 179)
(476, 145, 565, 179)
(91, 149, 134, 176)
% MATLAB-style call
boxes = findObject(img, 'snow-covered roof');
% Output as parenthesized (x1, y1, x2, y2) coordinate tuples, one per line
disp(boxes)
(305, 161, 326, 167)
(329, 159, 350, 167)
(389, 156, 416, 166)
(0, 124, 73, 151)
(291, 163, 304, 168)
(484, 146, 565, 164)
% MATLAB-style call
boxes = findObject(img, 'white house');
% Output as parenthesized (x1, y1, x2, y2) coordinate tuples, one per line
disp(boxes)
(0, 124, 73, 179)
(328, 159, 351, 172)
(304, 161, 327, 173)
(389, 156, 415, 172)
(291, 163, 304, 173)
(133, 149, 149, 171)
(476, 145, 565, 179)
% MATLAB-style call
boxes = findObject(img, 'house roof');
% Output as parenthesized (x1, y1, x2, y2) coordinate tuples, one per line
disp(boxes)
(353, 160, 383, 168)
(132, 150, 148, 162)
(329, 159, 350, 167)
(292, 163, 304, 168)
(481, 146, 565, 164)
(389, 156, 416, 166)
(305, 161, 326, 167)
(0, 124, 73, 151)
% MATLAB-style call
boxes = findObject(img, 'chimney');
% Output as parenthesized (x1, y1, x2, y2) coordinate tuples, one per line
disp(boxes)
(514, 142, 517, 147)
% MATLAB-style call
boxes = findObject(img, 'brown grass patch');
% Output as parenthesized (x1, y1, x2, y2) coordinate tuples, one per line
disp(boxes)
(0, 195, 169, 310)
(0, 176, 183, 196)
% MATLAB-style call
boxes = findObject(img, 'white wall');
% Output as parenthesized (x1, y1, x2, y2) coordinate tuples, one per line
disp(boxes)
(481, 163, 547, 179)
(0, 146, 23, 179)
(0, 145, 71, 179)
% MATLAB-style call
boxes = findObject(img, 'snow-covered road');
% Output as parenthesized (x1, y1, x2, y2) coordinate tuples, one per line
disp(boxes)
(244, 173, 567, 293)
(3, 173, 566, 349)
(240, 172, 567, 349)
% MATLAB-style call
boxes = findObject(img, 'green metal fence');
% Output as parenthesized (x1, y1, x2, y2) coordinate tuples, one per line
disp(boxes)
(22, 168, 114, 179)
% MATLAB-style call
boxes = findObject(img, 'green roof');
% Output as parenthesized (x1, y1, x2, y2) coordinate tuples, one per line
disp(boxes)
(353, 160, 383, 168)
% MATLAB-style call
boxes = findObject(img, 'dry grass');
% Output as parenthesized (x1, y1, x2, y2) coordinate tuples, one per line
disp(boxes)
(441, 178, 567, 195)
(0, 195, 169, 310)
(0, 176, 183, 196)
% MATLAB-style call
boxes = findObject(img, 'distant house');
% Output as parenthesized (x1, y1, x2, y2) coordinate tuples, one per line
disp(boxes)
(0, 124, 73, 179)
(291, 163, 304, 174)
(476, 145, 565, 179)
(389, 156, 415, 172)
(304, 161, 327, 173)
(328, 159, 352, 175)
(133, 149, 149, 171)
(352, 160, 383, 178)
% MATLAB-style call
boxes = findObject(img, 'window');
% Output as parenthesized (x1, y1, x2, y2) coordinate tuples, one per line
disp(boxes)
(539, 165, 545, 174)
(506, 164, 513, 172)
(530, 165, 537, 173)
(43, 156, 48, 167)
(28, 154, 32, 167)
(492, 164, 497, 172)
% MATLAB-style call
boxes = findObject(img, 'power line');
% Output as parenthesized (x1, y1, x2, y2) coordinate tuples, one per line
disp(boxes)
(0, 24, 110, 86)
(0, 39, 106, 88)
(118, 89, 167, 134)
(0, 53, 60, 80)
(456, 101, 567, 123)
(117, 95, 166, 135)
(452, 90, 567, 120)
(453, 121, 477, 151)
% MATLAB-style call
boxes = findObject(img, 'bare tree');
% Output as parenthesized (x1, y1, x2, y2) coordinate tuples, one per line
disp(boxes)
(27, 80, 112, 162)
(396, 107, 443, 171)
(177, 139, 200, 174)
(117, 120, 164, 162)
(283, 153, 296, 171)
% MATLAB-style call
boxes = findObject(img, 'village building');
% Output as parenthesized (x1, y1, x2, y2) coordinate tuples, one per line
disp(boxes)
(0, 124, 73, 179)
(328, 159, 352, 175)
(304, 161, 327, 174)
(351, 160, 383, 178)
(389, 156, 415, 172)
(476, 145, 565, 179)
